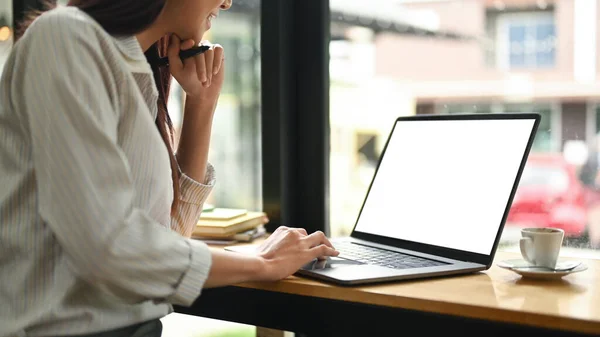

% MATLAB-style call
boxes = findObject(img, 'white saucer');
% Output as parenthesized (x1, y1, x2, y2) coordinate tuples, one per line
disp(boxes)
(497, 259, 588, 280)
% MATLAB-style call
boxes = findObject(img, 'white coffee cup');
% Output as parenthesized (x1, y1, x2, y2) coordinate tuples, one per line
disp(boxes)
(519, 228, 564, 269)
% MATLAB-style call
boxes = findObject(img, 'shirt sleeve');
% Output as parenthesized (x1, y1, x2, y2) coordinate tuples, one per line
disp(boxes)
(17, 11, 210, 306)
(171, 164, 216, 238)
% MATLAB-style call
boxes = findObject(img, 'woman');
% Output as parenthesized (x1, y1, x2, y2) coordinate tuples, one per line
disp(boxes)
(0, 0, 339, 336)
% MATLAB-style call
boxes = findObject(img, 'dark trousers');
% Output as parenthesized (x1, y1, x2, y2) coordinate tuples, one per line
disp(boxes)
(62, 319, 162, 337)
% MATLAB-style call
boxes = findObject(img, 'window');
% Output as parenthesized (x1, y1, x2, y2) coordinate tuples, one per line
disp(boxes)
(502, 103, 555, 152)
(520, 165, 569, 192)
(496, 12, 556, 69)
(329, 0, 600, 257)
(440, 104, 492, 114)
(356, 132, 379, 168)
(440, 103, 556, 152)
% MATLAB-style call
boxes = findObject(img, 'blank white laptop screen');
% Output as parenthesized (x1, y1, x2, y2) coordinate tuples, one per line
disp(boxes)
(353, 118, 537, 255)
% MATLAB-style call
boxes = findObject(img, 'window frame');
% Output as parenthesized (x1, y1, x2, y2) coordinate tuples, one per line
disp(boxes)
(260, 0, 331, 235)
(495, 11, 556, 70)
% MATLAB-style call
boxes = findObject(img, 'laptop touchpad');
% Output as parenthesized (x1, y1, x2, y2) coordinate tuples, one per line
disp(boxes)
(300, 257, 363, 270)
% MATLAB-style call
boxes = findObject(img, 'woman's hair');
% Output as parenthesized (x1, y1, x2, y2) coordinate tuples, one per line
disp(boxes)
(17, 0, 181, 215)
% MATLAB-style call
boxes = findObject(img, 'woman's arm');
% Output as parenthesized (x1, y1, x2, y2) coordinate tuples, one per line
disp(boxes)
(170, 35, 223, 184)
(171, 92, 217, 237)
(176, 97, 215, 183)
(170, 96, 215, 238)
(204, 249, 266, 287)
(204, 228, 340, 288)
(168, 36, 223, 237)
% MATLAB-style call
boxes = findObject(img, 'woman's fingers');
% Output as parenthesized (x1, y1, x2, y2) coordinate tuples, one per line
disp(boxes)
(310, 244, 340, 260)
(204, 47, 215, 86)
(168, 36, 196, 76)
(304, 231, 336, 249)
(180, 39, 195, 50)
(195, 53, 208, 84)
(304, 231, 338, 260)
(167, 35, 184, 73)
(295, 228, 308, 236)
(212, 44, 224, 75)
(172, 40, 222, 88)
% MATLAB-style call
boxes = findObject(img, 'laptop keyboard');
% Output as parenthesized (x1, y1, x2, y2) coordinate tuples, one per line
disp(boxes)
(335, 241, 447, 270)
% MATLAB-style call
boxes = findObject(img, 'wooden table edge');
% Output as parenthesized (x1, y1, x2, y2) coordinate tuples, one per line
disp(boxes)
(207, 239, 600, 335)
(230, 280, 599, 335)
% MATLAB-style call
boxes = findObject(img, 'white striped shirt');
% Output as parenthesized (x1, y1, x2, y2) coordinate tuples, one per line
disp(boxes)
(0, 6, 215, 337)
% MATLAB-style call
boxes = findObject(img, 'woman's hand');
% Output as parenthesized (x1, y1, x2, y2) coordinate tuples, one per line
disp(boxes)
(256, 226, 340, 281)
(167, 35, 225, 102)
(203, 226, 340, 288)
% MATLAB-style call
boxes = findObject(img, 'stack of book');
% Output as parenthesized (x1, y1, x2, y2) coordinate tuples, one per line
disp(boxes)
(192, 207, 268, 245)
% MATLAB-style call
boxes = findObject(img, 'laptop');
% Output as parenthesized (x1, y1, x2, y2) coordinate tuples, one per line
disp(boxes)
(228, 113, 541, 285)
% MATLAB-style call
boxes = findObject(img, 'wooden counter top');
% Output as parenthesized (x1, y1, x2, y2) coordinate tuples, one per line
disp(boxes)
(219, 240, 600, 335)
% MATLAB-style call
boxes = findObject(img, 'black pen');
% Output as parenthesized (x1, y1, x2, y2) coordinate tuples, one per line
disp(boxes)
(155, 45, 211, 67)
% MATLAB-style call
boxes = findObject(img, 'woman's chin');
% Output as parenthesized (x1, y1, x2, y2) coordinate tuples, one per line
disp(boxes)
(182, 34, 206, 47)
(195, 30, 208, 44)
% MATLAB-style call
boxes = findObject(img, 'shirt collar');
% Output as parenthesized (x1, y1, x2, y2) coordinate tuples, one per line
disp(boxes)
(112, 35, 159, 120)
(112, 35, 154, 74)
